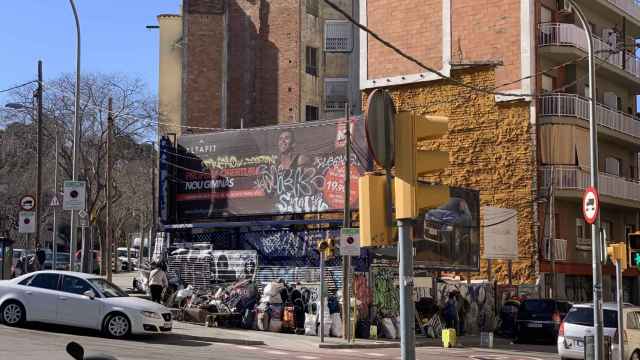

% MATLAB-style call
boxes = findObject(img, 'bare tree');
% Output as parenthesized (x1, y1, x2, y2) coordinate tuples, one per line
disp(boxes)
(0, 73, 157, 268)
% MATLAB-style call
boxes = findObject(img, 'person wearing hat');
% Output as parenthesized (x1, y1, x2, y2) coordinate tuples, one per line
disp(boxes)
(149, 262, 168, 303)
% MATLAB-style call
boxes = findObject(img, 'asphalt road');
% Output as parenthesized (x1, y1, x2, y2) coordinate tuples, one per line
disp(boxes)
(0, 322, 561, 360)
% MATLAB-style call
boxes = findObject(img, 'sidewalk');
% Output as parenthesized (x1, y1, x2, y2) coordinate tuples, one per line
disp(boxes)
(173, 322, 557, 353)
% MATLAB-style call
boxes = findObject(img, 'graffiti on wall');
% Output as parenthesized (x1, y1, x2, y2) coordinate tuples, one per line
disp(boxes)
(372, 267, 400, 318)
(438, 282, 495, 334)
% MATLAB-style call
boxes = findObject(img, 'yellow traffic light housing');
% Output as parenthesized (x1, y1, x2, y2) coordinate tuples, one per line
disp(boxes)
(607, 243, 628, 270)
(394, 113, 450, 220)
(627, 231, 640, 270)
(359, 174, 394, 246)
(318, 238, 336, 259)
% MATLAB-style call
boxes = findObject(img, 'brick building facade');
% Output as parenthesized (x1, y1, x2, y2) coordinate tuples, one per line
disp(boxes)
(157, 0, 361, 135)
(361, 0, 640, 302)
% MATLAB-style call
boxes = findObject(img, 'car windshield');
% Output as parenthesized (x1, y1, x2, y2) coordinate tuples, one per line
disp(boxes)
(521, 300, 555, 314)
(88, 278, 128, 298)
(564, 307, 618, 328)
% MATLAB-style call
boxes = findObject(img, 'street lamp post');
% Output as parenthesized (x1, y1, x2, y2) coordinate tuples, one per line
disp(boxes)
(68, 0, 81, 272)
(564, 1, 603, 359)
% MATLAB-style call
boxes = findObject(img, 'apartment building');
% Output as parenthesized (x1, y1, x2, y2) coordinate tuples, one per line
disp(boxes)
(360, 0, 640, 301)
(536, 0, 640, 303)
(156, 0, 360, 136)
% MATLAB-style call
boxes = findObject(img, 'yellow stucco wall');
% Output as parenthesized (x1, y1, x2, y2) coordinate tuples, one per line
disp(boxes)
(364, 66, 538, 284)
(158, 15, 183, 136)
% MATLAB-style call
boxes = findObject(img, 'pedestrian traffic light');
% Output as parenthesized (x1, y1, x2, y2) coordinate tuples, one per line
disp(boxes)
(607, 243, 628, 270)
(628, 231, 640, 270)
(394, 113, 450, 220)
(359, 174, 394, 246)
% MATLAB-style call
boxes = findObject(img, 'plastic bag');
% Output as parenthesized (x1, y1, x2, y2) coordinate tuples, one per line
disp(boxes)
(330, 312, 342, 337)
(381, 318, 397, 339)
(304, 313, 318, 336)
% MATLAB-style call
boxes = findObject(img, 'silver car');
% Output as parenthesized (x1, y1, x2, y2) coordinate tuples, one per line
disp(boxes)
(558, 303, 640, 360)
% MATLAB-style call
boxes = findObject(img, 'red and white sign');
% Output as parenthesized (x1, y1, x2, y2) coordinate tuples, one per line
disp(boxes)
(582, 186, 600, 225)
(19, 195, 35, 211)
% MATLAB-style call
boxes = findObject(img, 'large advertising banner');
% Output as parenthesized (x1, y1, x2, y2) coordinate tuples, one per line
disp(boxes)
(414, 187, 481, 271)
(167, 118, 372, 221)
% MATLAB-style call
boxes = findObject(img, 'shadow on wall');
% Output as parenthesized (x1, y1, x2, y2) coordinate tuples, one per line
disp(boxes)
(227, 0, 280, 128)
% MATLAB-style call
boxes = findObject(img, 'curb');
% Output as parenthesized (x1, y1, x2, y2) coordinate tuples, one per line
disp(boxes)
(317, 341, 443, 349)
(204, 338, 266, 346)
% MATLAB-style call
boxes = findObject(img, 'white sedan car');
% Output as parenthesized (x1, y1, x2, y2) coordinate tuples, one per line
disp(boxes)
(0, 271, 172, 338)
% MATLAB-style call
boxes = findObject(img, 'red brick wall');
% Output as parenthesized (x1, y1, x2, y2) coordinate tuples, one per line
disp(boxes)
(225, 0, 301, 128)
(366, 0, 443, 79)
(452, 0, 522, 90)
(183, 0, 225, 131)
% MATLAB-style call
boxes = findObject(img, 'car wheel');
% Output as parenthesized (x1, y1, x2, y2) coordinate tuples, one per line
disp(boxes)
(1, 301, 25, 326)
(104, 313, 131, 338)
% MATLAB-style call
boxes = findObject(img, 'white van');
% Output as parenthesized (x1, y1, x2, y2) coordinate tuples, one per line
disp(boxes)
(558, 303, 640, 360)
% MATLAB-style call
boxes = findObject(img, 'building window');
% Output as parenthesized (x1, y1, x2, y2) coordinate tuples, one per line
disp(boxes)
(325, 20, 352, 52)
(541, 74, 554, 93)
(306, 0, 319, 17)
(605, 156, 621, 176)
(306, 105, 319, 122)
(305, 46, 318, 76)
(325, 78, 349, 113)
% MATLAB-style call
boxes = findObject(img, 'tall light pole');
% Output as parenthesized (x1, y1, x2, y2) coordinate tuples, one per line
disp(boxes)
(563, 1, 603, 358)
(69, 0, 81, 271)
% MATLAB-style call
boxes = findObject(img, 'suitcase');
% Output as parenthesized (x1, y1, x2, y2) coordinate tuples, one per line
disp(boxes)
(442, 328, 457, 348)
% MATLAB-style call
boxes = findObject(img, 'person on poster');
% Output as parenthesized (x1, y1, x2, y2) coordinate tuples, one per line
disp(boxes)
(277, 130, 309, 170)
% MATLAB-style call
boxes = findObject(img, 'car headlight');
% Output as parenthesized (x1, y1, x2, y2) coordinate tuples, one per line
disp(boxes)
(142, 311, 162, 319)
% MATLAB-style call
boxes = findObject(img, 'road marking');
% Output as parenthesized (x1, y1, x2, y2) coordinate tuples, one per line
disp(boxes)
(237, 346, 259, 350)
(266, 350, 289, 355)
(297, 356, 319, 360)
(339, 349, 356, 352)
(365, 353, 385, 357)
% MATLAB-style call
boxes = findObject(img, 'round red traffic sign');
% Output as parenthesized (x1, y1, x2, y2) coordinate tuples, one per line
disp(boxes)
(582, 186, 600, 225)
(19, 195, 35, 211)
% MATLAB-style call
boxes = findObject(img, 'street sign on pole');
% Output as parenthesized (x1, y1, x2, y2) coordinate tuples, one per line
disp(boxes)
(78, 210, 89, 228)
(63, 180, 86, 211)
(50, 196, 60, 207)
(582, 186, 599, 225)
(18, 211, 35, 233)
(340, 227, 361, 256)
(19, 195, 36, 211)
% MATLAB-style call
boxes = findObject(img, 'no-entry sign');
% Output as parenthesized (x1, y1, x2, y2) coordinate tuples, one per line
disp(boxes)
(582, 186, 600, 225)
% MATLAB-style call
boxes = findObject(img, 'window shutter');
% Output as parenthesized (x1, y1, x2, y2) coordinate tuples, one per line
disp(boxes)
(325, 79, 349, 112)
(325, 20, 352, 52)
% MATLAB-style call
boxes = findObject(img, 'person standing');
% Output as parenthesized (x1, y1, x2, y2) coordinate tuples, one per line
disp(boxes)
(443, 292, 458, 331)
(149, 262, 168, 303)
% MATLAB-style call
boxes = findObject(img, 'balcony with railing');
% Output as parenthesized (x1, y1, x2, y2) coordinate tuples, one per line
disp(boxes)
(539, 23, 640, 80)
(539, 93, 640, 142)
(607, 0, 640, 21)
(540, 165, 640, 204)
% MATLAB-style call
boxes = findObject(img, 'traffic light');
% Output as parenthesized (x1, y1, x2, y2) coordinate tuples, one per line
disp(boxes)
(394, 112, 450, 220)
(628, 232, 640, 270)
(359, 174, 394, 246)
(317, 238, 336, 260)
(607, 243, 628, 270)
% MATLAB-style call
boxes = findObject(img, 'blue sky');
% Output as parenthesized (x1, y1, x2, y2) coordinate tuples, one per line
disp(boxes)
(0, 0, 181, 102)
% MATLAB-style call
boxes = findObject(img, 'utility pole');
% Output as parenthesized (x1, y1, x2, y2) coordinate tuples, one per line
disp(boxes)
(342, 103, 352, 343)
(550, 168, 557, 298)
(106, 97, 113, 281)
(69, 0, 81, 272)
(35, 60, 43, 251)
(52, 133, 59, 270)
(149, 142, 156, 265)
(139, 211, 144, 270)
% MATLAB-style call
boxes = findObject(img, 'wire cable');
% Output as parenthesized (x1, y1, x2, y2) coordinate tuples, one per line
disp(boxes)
(0, 80, 37, 93)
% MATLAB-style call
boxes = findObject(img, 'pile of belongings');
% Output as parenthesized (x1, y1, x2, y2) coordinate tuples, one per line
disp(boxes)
(182, 279, 258, 325)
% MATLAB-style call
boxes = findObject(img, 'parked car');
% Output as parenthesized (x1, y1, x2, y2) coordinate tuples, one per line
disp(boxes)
(116, 247, 138, 271)
(515, 299, 572, 343)
(43, 253, 70, 271)
(558, 303, 640, 360)
(0, 270, 172, 338)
